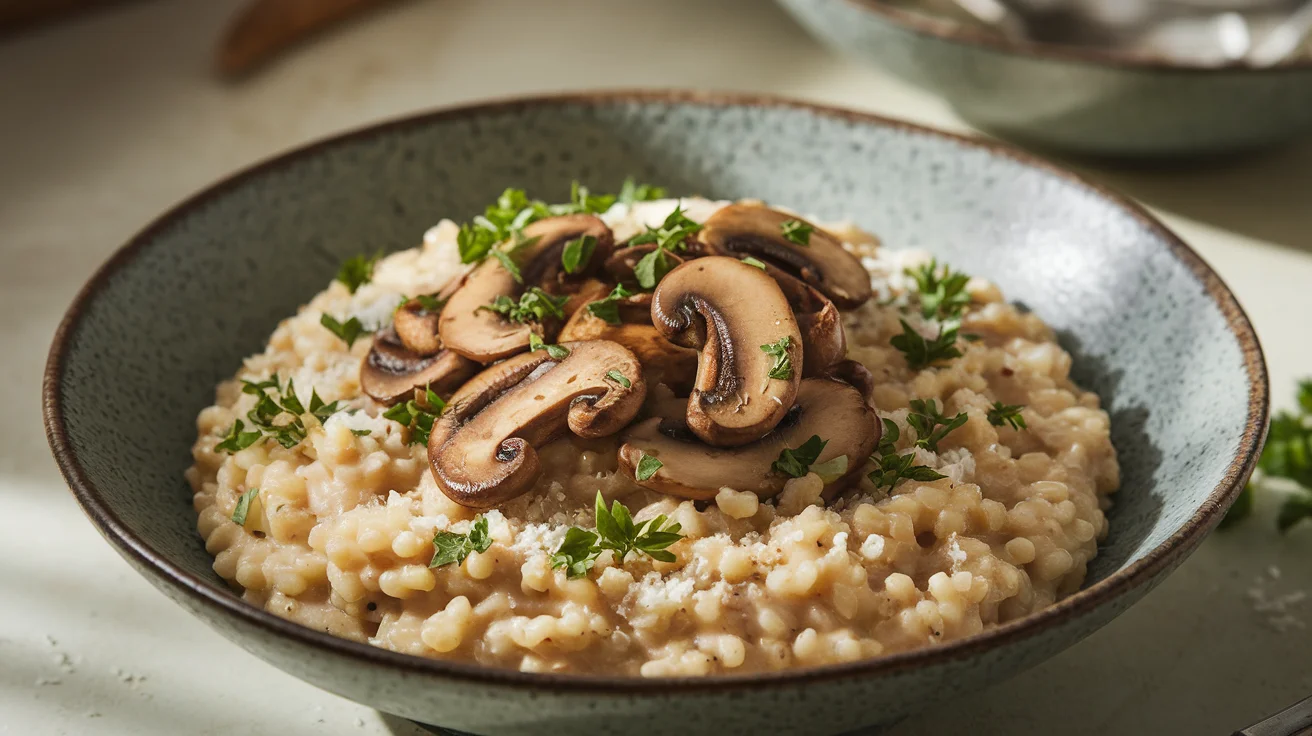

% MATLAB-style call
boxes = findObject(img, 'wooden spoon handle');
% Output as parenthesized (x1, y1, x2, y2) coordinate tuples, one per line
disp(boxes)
(217, 0, 404, 77)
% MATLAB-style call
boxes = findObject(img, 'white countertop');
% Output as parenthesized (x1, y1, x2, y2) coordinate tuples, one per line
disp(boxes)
(3, 1, 1311, 734)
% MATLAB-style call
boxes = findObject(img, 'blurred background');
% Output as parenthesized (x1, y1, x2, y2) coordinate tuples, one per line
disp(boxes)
(3, 1, 1311, 734)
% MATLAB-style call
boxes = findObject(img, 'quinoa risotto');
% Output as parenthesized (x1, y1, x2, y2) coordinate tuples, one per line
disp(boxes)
(188, 193, 1118, 677)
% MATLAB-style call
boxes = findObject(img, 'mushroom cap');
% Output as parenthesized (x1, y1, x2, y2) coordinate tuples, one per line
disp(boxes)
(821, 359, 876, 402)
(651, 256, 802, 447)
(392, 275, 466, 356)
(766, 266, 847, 375)
(558, 309, 699, 394)
(359, 326, 480, 406)
(603, 242, 689, 285)
(617, 378, 880, 501)
(699, 203, 873, 310)
(438, 215, 615, 363)
(428, 339, 646, 509)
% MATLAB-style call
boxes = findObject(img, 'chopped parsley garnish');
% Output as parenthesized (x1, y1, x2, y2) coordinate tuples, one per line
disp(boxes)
(586, 283, 635, 325)
(1225, 379, 1312, 533)
(633, 247, 679, 289)
(743, 256, 767, 271)
(618, 178, 667, 206)
(906, 259, 972, 322)
(350, 429, 372, 437)
(412, 293, 446, 313)
(561, 235, 598, 274)
(550, 492, 684, 579)
(771, 435, 848, 482)
(867, 419, 946, 493)
(760, 336, 794, 380)
(906, 399, 968, 453)
(382, 384, 445, 446)
(630, 205, 701, 252)
(491, 248, 523, 283)
(216, 419, 262, 453)
(780, 219, 813, 246)
(529, 333, 570, 360)
(987, 402, 1028, 431)
(890, 318, 963, 370)
(635, 453, 663, 481)
(231, 488, 259, 525)
(562, 181, 617, 215)
(605, 370, 632, 388)
(335, 252, 381, 294)
(430, 516, 493, 568)
(478, 287, 569, 324)
(217, 375, 343, 453)
(320, 314, 370, 347)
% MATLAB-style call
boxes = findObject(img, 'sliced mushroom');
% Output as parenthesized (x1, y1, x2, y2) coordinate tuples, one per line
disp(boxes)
(767, 267, 846, 375)
(603, 242, 688, 285)
(618, 378, 880, 501)
(558, 310, 699, 393)
(360, 326, 480, 405)
(428, 340, 646, 509)
(392, 275, 467, 356)
(561, 278, 614, 321)
(699, 203, 872, 309)
(439, 215, 615, 363)
(821, 359, 875, 402)
(651, 257, 802, 447)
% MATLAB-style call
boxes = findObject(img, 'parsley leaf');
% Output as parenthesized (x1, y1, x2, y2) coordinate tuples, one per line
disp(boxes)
(773, 435, 827, 478)
(987, 401, 1028, 431)
(906, 399, 968, 453)
(550, 492, 685, 579)
(382, 388, 445, 446)
(867, 419, 946, 493)
(350, 428, 372, 437)
(742, 256, 767, 271)
(231, 488, 259, 525)
(491, 249, 523, 283)
(529, 333, 570, 360)
(635, 453, 663, 481)
(430, 516, 493, 568)
(629, 205, 701, 253)
(336, 252, 381, 294)
(906, 259, 972, 322)
(605, 370, 632, 389)
(561, 235, 598, 274)
(586, 283, 634, 325)
(413, 293, 446, 313)
(216, 419, 262, 453)
(760, 336, 794, 380)
(780, 219, 813, 246)
(618, 178, 667, 206)
(221, 376, 344, 453)
(478, 287, 569, 324)
(320, 314, 370, 347)
(559, 181, 617, 216)
(633, 247, 678, 290)
(890, 318, 963, 370)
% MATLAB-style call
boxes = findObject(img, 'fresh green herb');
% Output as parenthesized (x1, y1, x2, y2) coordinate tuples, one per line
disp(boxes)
(585, 284, 634, 325)
(561, 181, 617, 216)
(810, 455, 850, 484)
(1222, 379, 1312, 532)
(772, 435, 827, 478)
(906, 259, 972, 322)
(529, 333, 570, 360)
(550, 492, 684, 579)
(216, 419, 263, 453)
(561, 235, 598, 274)
(760, 336, 794, 381)
(867, 419, 946, 493)
(780, 219, 813, 246)
(742, 256, 768, 271)
(890, 318, 963, 370)
(382, 389, 445, 446)
(629, 205, 701, 253)
(633, 247, 679, 289)
(320, 314, 370, 347)
(308, 389, 341, 423)
(231, 488, 259, 525)
(907, 399, 968, 453)
(618, 178, 667, 206)
(430, 516, 493, 568)
(478, 287, 569, 324)
(413, 293, 446, 313)
(491, 249, 523, 283)
(336, 252, 381, 294)
(350, 429, 372, 437)
(635, 453, 664, 481)
(423, 384, 447, 414)
(987, 402, 1028, 431)
(605, 370, 632, 389)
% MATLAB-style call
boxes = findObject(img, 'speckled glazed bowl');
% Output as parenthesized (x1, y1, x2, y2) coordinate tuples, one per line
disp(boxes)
(44, 92, 1267, 736)
(776, 0, 1312, 157)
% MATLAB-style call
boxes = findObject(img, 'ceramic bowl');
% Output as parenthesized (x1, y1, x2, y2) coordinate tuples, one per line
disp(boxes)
(776, 0, 1312, 157)
(44, 91, 1267, 735)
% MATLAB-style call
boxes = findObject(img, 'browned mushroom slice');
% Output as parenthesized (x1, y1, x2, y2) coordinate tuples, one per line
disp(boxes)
(699, 203, 872, 309)
(428, 340, 646, 509)
(439, 215, 615, 363)
(561, 278, 614, 321)
(651, 257, 802, 447)
(766, 267, 846, 375)
(618, 379, 880, 501)
(821, 359, 875, 401)
(559, 310, 698, 393)
(360, 326, 480, 406)
(392, 275, 466, 356)
(602, 242, 689, 285)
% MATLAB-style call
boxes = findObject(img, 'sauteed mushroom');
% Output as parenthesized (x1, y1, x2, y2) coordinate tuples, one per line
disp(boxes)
(359, 326, 479, 406)
(428, 340, 646, 509)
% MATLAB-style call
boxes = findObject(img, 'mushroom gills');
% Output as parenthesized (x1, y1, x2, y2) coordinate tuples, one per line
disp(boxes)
(428, 340, 646, 509)
(559, 292, 698, 393)
(618, 378, 880, 501)
(360, 326, 479, 406)
(651, 256, 802, 448)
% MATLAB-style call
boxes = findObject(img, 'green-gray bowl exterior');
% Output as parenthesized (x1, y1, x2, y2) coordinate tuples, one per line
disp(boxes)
(44, 92, 1267, 735)
(778, 0, 1312, 157)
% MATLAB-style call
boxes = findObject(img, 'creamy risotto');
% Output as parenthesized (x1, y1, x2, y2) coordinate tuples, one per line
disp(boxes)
(188, 194, 1118, 677)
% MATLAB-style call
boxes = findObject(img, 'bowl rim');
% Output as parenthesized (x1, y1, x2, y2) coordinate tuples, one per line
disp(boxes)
(43, 89, 1269, 695)
(839, 0, 1312, 73)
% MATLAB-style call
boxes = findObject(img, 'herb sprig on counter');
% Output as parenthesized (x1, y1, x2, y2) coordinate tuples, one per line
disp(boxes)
(430, 516, 493, 568)
(550, 492, 685, 579)
(1223, 379, 1312, 532)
